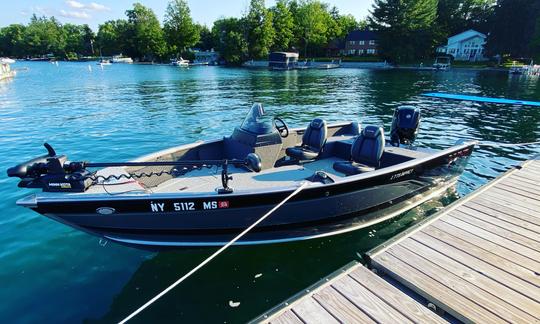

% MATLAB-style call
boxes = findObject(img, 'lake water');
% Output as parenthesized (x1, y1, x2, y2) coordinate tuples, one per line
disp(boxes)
(1, 62, 539, 323)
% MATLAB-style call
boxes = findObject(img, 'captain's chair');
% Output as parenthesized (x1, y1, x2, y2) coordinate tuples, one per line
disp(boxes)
(286, 118, 328, 162)
(333, 125, 385, 175)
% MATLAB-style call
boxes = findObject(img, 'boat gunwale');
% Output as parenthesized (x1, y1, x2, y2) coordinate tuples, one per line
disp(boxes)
(20, 140, 475, 206)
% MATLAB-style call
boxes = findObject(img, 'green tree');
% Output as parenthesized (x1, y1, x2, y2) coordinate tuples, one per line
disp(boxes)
(126, 3, 167, 61)
(196, 24, 216, 50)
(436, 0, 495, 40)
(62, 24, 94, 58)
(96, 20, 130, 56)
(325, 5, 342, 42)
(212, 18, 248, 64)
(0, 24, 26, 57)
(23, 15, 66, 56)
(80, 24, 95, 56)
(245, 0, 275, 59)
(295, 0, 330, 57)
(271, 0, 294, 51)
(163, 0, 200, 56)
(369, 0, 438, 63)
(336, 14, 359, 38)
(487, 0, 540, 58)
(530, 14, 540, 61)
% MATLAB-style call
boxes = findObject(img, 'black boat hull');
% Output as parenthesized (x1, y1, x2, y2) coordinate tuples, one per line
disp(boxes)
(27, 144, 473, 248)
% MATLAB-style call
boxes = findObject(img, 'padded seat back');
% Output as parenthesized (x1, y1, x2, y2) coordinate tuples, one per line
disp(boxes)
(351, 125, 385, 168)
(302, 118, 327, 151)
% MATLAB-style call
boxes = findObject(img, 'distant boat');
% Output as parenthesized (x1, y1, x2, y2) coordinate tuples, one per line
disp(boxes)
(97, 59, 112, 66)
(433, 56, 451, 70)
(111, 55, 133, 64)
(0, 58, 16, 80)
(171, 57, 190, 67)
(317, 59, 341, 70)
(508, 60, 537, 75)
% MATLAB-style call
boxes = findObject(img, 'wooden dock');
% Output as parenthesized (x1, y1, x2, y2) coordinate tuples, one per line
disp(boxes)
(253, 158, 540, 323)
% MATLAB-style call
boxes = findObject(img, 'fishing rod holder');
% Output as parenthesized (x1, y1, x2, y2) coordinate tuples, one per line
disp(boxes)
(218, 160, 234, 194)
(7, 143, 262, 193)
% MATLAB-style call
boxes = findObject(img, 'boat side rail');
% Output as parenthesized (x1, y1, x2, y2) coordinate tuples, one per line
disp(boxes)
(7, 143, 262, 193)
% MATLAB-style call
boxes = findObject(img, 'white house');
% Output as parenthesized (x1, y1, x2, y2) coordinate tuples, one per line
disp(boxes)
(437, 29, 487, 61)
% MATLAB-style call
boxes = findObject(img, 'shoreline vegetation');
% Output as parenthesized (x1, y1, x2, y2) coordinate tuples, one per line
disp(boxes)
(1, 0, 539, 67)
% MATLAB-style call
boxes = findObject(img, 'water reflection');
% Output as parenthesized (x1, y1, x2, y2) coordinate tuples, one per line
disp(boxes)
(92, 188, 457, 323)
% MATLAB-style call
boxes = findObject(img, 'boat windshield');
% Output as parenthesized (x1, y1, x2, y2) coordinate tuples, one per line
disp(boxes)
(240, 103, 274, 134)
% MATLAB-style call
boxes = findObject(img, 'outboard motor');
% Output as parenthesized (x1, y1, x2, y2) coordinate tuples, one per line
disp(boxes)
(390, 106, 420, 146)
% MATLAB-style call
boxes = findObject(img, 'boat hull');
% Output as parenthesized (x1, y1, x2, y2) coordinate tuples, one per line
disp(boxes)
(27, 145, 473, 248)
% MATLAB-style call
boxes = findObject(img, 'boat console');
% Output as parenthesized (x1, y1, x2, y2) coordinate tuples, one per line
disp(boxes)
(225, 104, 283, 170)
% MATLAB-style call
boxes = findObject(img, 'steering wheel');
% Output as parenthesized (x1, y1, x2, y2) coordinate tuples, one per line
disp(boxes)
(273, 117, 289, 138)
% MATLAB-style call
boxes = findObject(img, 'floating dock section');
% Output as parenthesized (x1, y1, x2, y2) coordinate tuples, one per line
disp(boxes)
(254, 157, 540, 323)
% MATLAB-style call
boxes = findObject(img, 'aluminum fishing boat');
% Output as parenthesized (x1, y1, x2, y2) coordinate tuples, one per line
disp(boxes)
(8, 104, 474, 248)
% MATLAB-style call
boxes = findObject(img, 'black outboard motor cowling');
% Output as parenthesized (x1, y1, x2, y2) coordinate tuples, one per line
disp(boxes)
(7, 143, 94, 192)
(390, 106, 420, 146)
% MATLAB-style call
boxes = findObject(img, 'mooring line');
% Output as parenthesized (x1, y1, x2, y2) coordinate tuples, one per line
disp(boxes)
(119, 181, 309, 324)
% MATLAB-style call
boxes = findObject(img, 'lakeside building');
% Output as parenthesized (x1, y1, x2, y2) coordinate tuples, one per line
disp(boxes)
(436, 29, 487, 61)
(342, 30, 379, 56)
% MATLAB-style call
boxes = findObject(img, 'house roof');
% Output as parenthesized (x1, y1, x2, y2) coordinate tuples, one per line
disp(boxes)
(346, 30, 378, 42)
(448, 29, 486, 44)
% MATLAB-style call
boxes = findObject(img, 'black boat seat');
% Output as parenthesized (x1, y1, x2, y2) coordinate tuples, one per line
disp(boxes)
(286, 118, 327, 162)
(333, 125, 385, 175)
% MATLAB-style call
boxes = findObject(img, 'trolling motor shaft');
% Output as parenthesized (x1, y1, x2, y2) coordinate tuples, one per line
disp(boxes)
(7, 143, 262, 193)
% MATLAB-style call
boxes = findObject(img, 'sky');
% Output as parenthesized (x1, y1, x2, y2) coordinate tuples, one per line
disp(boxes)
(0, 0, 374, 31)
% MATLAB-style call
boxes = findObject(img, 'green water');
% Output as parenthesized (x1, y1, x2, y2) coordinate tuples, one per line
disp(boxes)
(0, 62, 539, 323)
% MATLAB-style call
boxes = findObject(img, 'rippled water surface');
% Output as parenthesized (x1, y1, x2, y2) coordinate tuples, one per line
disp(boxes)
(1, 62, 539, 323)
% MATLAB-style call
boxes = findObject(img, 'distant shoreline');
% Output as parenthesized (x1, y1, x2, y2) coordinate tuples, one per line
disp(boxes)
(12, 59, 514, 73)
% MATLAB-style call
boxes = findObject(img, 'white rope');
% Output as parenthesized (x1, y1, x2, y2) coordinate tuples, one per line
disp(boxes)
(119, 181, 309, 324)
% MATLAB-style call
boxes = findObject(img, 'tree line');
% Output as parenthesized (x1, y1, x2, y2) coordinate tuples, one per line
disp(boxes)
(371, 0, 540, 63)
(0, 0, 363, 64)
(1, 0, 539, 64)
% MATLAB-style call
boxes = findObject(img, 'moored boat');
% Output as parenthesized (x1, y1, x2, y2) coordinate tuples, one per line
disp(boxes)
(111, 55, 133, 64)
(97, 59, 112, 66)
(317, 59, 341, 69)
(8, 104, 474, 249)
(433, 56, 451, 70)
(0, 58, 16, 80)
(171, 57, 190, 67)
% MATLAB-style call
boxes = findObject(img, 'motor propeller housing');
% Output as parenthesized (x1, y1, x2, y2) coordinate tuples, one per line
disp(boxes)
(390, 106, 421, 146)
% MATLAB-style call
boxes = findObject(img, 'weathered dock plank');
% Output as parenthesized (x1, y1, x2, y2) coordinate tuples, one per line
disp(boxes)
(254, 262, 447, 323)
(368, 158, 540, 322)
(255, 158, 540, 324)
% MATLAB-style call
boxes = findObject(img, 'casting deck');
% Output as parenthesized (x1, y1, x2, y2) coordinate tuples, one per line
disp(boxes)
(255, 157, 540, 323)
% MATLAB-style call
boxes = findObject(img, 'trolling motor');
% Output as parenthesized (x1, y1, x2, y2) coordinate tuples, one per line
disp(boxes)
(7, 143, 95, 192)
(7, 143, 262, 193)
(390, 106, 421, 147)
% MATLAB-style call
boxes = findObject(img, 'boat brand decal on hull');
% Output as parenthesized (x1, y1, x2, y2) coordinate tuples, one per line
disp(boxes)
(389, 169, 414, 180)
